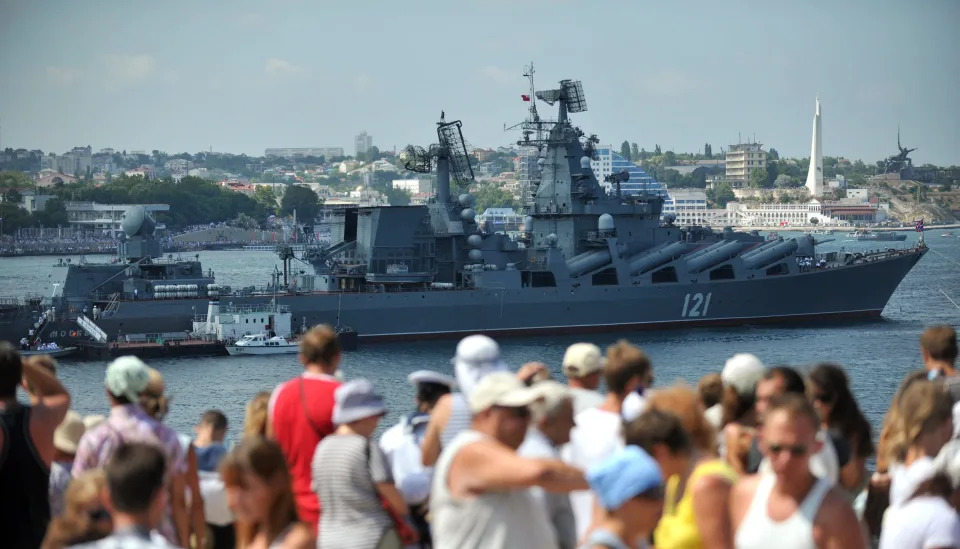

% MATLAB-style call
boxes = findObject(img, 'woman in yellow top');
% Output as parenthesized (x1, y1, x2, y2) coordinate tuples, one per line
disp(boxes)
(627, 383, 739, 549)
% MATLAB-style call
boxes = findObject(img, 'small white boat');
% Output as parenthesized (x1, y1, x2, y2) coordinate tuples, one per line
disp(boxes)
(225, 333, 299, 356)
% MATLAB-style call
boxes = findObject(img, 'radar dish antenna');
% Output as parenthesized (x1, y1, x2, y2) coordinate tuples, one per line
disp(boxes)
(536, 79, 587, 113)
(437, 120, 474, 187)
(400, 145, 434, 173)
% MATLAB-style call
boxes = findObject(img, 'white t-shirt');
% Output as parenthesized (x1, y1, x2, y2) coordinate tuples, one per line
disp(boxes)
(879, 496, 960, 549)
(561, 407, 624, 541)
(889, 457, 937, 509)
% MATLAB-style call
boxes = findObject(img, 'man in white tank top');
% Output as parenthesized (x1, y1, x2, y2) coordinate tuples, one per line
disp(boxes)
(430, 372, 588, 549)
(730, 394, 865, 549)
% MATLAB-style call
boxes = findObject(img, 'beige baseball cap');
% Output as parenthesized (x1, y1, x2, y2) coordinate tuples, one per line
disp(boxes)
(468, 372, 539, 413)
(562, 342, 606, 378)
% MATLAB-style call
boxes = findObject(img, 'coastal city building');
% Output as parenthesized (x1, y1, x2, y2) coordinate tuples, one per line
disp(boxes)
(35, 170, 78, 187)
(264, 147, 344, 159)
(391, 179, 432, 194)
(65, 202, 169, 236)
(354, 131, 373, 157)
(476, 207, 524, 233)
(661, 189, 708, 225)
(514, 150, 541, 208)
(805, 97, 825, 197)
(724, 142, 766, 188)
(590, 146, 664, 196)
(19, 189, 56, 213)
(39, 146, 93, 175)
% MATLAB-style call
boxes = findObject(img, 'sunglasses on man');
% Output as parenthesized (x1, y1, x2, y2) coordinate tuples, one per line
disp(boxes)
(766, 443, 809, 457)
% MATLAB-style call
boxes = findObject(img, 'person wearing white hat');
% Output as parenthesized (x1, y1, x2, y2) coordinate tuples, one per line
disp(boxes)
(561, 343, 605, 416)
(715, 352, 765, 474)
(422, 334, 512, 467)
(563, 340, 652, 541)
(430, 372, 587, 549)
(49, 410, 85, 517)
(313, 379, 411, 549)
(380, 370, 455, 548)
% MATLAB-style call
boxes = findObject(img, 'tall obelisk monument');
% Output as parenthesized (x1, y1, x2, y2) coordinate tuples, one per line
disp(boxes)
(805, 97, 824, 197)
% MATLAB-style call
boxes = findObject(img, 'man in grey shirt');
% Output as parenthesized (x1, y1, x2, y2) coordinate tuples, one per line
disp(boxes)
(518, 381, 578, 549)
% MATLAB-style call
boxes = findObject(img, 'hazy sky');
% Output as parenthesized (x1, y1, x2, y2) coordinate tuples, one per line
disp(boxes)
(1, 0, 958, 165)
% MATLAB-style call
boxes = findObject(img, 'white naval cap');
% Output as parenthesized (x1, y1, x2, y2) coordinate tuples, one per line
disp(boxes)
(407, 369, 457, 389)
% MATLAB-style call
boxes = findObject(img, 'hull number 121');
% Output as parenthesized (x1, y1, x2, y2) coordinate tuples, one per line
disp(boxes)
(681, 292, 712, 318)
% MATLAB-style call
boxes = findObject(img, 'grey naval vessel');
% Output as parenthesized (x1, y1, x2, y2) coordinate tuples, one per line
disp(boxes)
(0, 75, 928, 348)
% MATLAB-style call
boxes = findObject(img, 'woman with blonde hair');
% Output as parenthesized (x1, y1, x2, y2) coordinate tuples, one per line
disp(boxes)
(885, 379, 953, 510)
(140, 367, 205, 548)
(243, 391, 272, 440)
(645, 384, 738, 549)
(221, 437, 313, 549)
(41, 470, 113, 549)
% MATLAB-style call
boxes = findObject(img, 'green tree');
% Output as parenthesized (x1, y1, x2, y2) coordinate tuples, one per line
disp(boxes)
(0, 202, 35, 234)
(4, 188, 23, 203)
(472, 185, 517, 213)
(765, 162, 779, 186)
(0, 170, 36, 191)
(809, 217, 819, 225)
(253, 185, 278, 211)
(768, 148, 779, 160)
(34, 198, 68, 227)
(704, 143, 712, 158)
(663, 151, 677, 167)
(640, 148, 648, 162)
(280, 185, 321, 221)
(749, 168, 767, 189)
(774, 174, 797, 188)
(706, 183, 736, 208)
(631, 143, 640, 161)
(620, 141, 631, 160)
(654, 144, 662, 155)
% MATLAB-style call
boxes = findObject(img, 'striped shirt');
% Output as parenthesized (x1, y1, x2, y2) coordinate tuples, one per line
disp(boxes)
(312, 434, 394, 549)
(440, 393, 472, 449)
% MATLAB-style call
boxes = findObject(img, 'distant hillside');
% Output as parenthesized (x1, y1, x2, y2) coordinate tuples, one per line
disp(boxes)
(866, 179, 960, 223)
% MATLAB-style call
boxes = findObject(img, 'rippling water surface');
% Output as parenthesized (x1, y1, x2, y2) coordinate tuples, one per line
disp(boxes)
(2, 232, 958, 441)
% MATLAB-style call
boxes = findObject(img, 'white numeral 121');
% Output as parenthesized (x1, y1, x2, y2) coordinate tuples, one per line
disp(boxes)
(682, 292, 712, 318)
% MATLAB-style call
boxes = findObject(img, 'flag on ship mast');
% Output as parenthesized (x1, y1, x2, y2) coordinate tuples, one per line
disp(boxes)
(915, 219, 925, 232)
(521, 95, 530, 101)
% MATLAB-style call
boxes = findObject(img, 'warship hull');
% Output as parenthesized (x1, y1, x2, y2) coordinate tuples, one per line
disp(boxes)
(4, 248, 923, 346)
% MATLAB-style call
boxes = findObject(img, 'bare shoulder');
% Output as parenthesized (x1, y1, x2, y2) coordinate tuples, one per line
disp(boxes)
(816, 487, 859, 527)
(729, 474, 762, 510)
(280, 523, 315, 549)
(813, 487, 865, 548)
(431, 393, 452, 420)
(692, 471, 735, 496)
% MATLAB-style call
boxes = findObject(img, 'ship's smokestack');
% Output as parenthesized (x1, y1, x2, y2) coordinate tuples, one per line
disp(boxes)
(436, 154, 450, 204)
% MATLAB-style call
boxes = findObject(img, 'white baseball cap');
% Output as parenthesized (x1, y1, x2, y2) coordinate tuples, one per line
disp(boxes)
(468, 372, 539, 413)
(562, 342, 606, 378)
(722, 353, 765, 396)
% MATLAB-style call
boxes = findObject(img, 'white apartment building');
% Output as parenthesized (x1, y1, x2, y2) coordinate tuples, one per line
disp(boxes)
(662, 189, 708, 225)
(723, 200, 836, 227)
(66, 202, 169, 236)
(724, 143, 766, 187)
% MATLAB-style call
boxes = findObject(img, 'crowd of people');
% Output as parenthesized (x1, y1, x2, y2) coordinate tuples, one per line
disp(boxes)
(2, 323, 960, 549)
